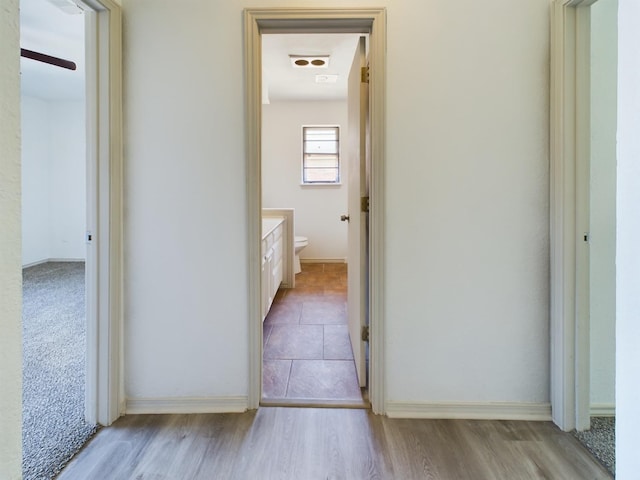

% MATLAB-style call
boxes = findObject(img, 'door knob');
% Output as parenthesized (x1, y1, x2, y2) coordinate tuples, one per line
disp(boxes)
(340, 214, 350, 222)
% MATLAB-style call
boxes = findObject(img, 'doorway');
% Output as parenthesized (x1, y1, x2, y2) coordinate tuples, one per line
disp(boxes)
(244, 8, 387, 414)
(550, 0, 617, 474)
(20, 1, 92, 476)
(260, 32, 366, 407)
(19, 0, 123, 450)
(574, 0, 617, 473)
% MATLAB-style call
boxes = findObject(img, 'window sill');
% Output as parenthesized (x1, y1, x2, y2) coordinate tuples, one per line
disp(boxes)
(300, 182, 343, 187)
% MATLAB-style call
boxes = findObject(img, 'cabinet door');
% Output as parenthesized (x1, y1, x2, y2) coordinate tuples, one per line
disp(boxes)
(265, 248, 274, 313)
(261, 253, 268, 321)
(271, 237, 283, 299)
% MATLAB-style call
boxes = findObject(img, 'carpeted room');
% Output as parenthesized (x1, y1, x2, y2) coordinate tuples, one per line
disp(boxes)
(22, 262, 96, 479)
(20, 1, 93, 477)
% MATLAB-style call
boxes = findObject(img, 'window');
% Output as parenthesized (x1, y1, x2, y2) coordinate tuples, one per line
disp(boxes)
(302, 126, 340, 184)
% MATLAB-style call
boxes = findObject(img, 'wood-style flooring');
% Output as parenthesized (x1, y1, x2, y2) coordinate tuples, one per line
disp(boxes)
(58, 408, 612, 479)
(262, 263, 366, 406)
(57, 261, 611, 479)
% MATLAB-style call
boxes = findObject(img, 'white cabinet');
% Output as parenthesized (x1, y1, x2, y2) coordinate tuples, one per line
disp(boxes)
(261, 217, 284, 321)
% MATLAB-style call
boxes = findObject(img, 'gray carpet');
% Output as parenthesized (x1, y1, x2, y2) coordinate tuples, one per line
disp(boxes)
(573, 416, 615, 476)
(22, 261, 98, 480)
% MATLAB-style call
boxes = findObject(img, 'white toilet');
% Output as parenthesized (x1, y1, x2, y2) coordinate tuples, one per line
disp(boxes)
(294, 236, 309, 274)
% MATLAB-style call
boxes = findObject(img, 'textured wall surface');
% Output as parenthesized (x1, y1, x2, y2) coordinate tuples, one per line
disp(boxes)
(0, 0, 24, 477)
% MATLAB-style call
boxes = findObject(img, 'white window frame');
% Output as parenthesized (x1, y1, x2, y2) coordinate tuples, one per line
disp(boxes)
(301, 125, 341, 185)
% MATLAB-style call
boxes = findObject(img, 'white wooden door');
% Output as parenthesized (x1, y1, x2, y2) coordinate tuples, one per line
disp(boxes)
(346, 37, 368, 387)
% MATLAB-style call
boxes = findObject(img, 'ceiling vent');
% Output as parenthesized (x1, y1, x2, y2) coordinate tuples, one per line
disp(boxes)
(315, 74, 338, 84)
(290, 55, 330, 68)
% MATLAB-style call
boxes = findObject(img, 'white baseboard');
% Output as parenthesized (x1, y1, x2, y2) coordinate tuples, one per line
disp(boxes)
(301, 258, 346, 264)
(385, 401, 552, 421)
(590, 403, 615, 417)
(125, 396, 248, 415)
(23, 259, 48, 268)
(23, 258, 85, 268)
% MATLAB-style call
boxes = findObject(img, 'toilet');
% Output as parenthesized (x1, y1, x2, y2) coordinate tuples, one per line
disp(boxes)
(294, 236, 309, 274)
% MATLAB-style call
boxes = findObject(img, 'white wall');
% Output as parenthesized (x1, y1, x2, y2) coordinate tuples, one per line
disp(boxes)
(0, 0, 23, 477)
(616, 0, 640, 476)
(384, 0, 549, 404)
(262, 101, 348, 261)
(49, 101, 86, 259)
(122, 0, 549, 409)
(589, 0, 617, 412)
(21, 97, 86, 265)
(123, 1, 248, 401)
(21, 96, 51, 264)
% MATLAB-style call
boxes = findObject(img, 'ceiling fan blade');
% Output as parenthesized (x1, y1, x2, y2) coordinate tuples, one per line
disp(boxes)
(20, 48, 76, 71)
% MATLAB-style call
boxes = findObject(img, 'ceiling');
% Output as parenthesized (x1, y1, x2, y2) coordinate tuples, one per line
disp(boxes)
(262, 33, 362, 103)
(19, 0, 85, 101)
(19, 3, 363, 103)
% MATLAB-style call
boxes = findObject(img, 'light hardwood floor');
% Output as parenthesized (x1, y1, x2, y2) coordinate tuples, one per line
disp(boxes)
(58, 408, 612, 479)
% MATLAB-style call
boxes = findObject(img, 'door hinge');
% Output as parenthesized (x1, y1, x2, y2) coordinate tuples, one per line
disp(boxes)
(361, 325, 370, 342)
(361, 196, 370, 213)
(361, 66, 370, 84)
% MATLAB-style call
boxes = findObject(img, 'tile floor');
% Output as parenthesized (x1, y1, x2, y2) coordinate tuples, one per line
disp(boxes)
(262, 263, 366, 405)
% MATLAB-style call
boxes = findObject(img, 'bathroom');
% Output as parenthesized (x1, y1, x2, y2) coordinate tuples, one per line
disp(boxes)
(262, 102, 348, 266)
(260, 33, 364, 404)
(261, 37, 354, 267)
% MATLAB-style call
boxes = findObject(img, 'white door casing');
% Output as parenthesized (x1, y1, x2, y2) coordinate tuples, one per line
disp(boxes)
(244, 8, 387, 413)
(550, 0, 601, 432)
(79, 0, 124, 426)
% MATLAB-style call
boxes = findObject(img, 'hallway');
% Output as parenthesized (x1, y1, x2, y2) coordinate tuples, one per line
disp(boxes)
(262, 263, 366, 406)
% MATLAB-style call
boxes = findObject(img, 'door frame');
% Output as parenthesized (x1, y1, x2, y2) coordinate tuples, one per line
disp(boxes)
(550, 0, 602, 432)
(79, 0, 123, 426)
(244, 7, 387, 414)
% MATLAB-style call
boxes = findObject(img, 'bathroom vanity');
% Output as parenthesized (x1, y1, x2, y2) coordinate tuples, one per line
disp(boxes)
(261, 209, 295, 321)
(261, 216, 284, 321)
